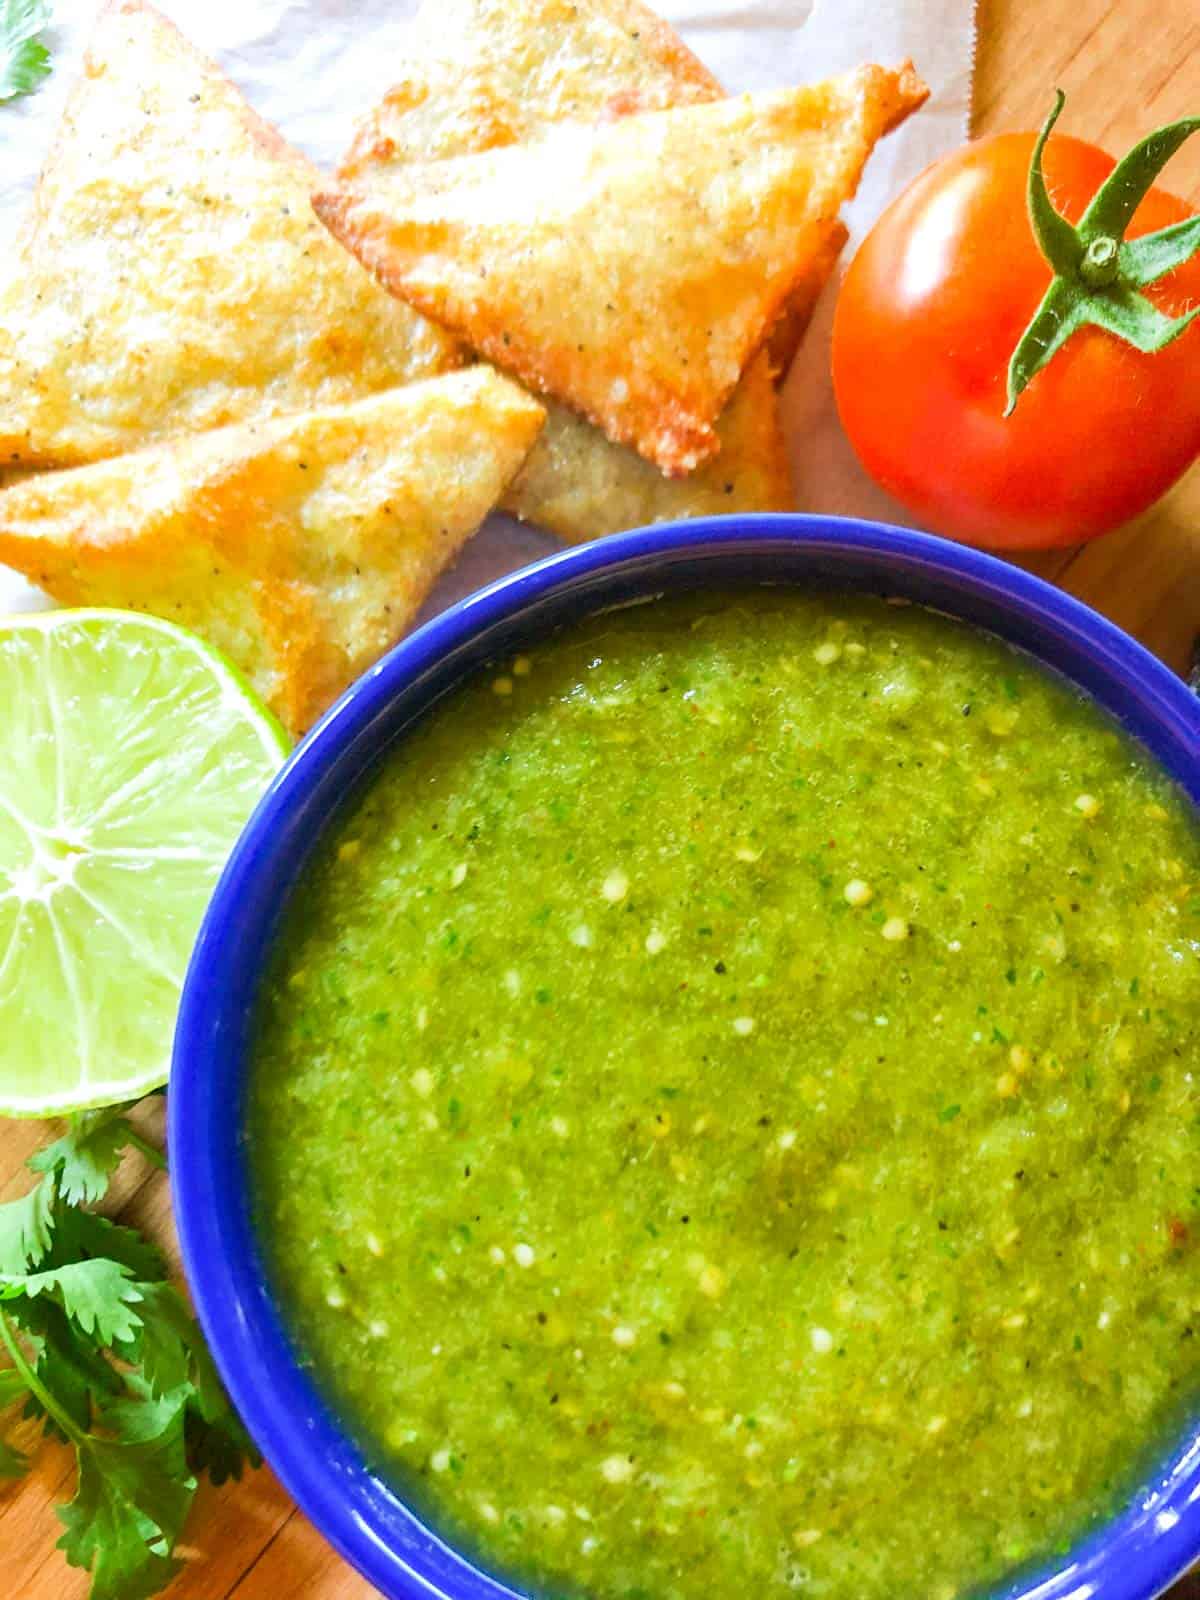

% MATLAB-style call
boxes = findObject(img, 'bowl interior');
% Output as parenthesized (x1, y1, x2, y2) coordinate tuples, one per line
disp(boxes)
(170, 516, 1200, 1600)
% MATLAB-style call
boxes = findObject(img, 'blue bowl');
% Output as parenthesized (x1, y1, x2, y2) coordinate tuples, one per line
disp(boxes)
(170, 514, 1200, 1600)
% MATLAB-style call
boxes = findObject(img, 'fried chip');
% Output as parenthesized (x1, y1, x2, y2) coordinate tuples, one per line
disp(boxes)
(340, 0, 838, 384)
(509, 361, 792, 543)
(337, 0, 798, 538)
(764, 217, 849, 378)
(0, 0, 460, 469)
(0, 369, 544, 735)
(316, 65, 926, 476)
(338, 0, 719, 178)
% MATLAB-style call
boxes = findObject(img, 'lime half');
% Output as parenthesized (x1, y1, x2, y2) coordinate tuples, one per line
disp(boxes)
(0, 609, 289, 1116)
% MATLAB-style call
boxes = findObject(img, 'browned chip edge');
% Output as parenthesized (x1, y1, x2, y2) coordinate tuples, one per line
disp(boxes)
(314, 61, 927, 475)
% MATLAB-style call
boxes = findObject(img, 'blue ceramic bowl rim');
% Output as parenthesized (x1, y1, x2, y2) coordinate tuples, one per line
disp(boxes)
(170, 513, 1200, 1600)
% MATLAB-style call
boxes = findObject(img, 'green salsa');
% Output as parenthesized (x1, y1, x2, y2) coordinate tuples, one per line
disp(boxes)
(249, 592, 1200, 1600)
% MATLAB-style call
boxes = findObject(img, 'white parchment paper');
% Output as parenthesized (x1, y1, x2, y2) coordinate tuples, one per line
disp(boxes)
(0, 0, 977, 620)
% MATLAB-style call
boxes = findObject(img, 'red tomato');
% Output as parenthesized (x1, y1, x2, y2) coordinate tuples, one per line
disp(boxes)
(831, 132, 1200, 549)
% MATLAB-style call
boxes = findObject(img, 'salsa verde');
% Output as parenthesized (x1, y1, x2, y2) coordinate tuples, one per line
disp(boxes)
(249, 592, 1200, 1600)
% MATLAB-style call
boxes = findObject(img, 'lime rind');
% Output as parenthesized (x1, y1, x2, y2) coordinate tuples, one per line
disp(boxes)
(0, 606, 291, 762)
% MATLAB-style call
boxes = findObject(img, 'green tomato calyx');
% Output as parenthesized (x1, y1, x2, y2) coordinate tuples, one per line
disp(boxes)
(1080, 235, 1120, 287)
(1005, 91, 1200, 416)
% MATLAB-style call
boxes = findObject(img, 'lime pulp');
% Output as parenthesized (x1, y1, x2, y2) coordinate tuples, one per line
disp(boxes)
(0, 609, 289, 1116)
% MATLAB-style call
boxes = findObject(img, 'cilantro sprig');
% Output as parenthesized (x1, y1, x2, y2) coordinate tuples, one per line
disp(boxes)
(0, 0, 54, 103)
(0, 1104, 258, 1600)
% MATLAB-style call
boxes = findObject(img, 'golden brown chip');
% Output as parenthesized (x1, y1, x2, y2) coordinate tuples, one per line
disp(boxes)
(0, 0, 460, 469)
(507, 358, 792, 542)
(338, 0, 798, 537)
(339, 0, 836, 390)
(316, 66, 927, 477)
(764, 219, 849, 379)
(339, 0, 719, 178)
(0, 370, 544, 735)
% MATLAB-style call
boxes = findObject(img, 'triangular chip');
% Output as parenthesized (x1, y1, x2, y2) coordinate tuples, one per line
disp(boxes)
(340, 0, 840, 385)
(316, 66, 926, 476)
(0, 370, 544, 735)
(510, 364, 792, 543)
(338, 0, 719, 178)
(337, 0, 799, 539)
(0, 0, 460, 469)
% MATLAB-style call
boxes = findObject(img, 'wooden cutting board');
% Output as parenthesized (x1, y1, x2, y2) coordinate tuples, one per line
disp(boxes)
(3, 0, 1198, 1594)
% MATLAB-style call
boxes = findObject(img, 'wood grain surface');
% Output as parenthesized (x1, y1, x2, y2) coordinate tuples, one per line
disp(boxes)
(4, 0, 1199, 1594)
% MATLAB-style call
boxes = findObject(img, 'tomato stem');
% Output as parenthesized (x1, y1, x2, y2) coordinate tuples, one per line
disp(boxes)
(1080, 236, 1119, 287)
(1006, 94, 1200, 415)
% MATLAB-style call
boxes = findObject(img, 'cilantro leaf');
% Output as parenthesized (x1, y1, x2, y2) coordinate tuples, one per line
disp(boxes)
(20, 1302, 120, 1438)
(0, 1105, 157, 1279)
(0, 1176, 55, 1273)
(0, 1110, 259, 1597)
(57, 1392, 194, 1600)
(183, 1334, 259, 1485)
(0, 0, 52, 104)
(116, 1283, 193, 1400)
(184, 1397, 258, 1488)
(117, 1284, 259, 1482)
(52, 1207, 168, 1285)
(31, 1111, 139, 1208)
(0, 1259, 145, 1346)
